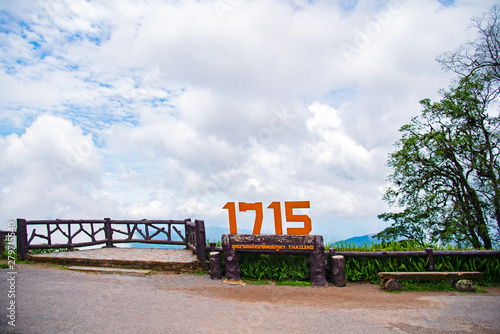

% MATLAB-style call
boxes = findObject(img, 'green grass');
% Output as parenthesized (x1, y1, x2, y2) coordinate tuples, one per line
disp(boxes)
(29, 248, 70, 254)
(399, 280, 456, 292)
(275, 280, 311, 286)
(387, 280, 489, 293)
(218, 240, 500, 285)
(242, 278, 271, 285)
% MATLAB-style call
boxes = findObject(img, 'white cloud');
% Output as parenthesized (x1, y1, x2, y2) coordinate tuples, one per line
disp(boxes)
(0, 114, 115, 226)
(0, 0, 498, 240)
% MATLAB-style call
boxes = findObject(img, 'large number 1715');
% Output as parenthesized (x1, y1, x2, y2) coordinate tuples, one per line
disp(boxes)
(222, 201, 311, 235)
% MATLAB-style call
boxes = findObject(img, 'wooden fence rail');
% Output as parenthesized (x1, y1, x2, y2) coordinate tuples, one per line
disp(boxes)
(204, 244, 500, 268)
(328, 248, 500, 272)
(15, 218, 207, 262)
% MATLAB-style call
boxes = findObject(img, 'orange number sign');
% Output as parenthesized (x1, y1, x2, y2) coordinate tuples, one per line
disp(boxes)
(284, 201, 311, 235)
(239, 202, 263, 234)
(222, 202, 238, 234)
(222, 201, 311, 235)
(267, 201, 283, 235)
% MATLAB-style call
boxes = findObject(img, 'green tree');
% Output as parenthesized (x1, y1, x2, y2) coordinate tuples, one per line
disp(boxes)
(377, 77, 499, 249)
(378, 6, 500, 249)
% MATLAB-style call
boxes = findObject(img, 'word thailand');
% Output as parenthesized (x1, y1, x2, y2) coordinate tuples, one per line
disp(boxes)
(231, 243, 315, 252)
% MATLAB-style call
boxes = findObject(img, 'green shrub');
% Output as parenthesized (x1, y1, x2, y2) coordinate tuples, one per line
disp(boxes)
(219, 240, 500, 284)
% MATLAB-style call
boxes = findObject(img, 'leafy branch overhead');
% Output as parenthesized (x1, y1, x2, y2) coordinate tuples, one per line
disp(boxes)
(377, 6, 500, 249)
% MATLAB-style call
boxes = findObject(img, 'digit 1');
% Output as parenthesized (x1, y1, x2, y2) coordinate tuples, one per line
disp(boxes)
(267, 202, 283, 235)
(223, 202, 237, 234)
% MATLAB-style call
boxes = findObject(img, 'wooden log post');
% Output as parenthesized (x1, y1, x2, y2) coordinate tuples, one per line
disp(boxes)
(331, 255, 346, 287)
(425, 248, 435, 271)
(16, 218, 28, 259)
(221, 234, 240, 281)
(185, 219, 194, 250)
(0, 231, 8, 254)
(209, 242, 217, 251)
(309, 235, 327, 287)
(104, 218, 114, 248)
(195, 219, 207, 263)
(209, 251, 222, 280)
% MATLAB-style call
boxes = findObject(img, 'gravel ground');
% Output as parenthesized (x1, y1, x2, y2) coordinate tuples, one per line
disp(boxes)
(1, 263, 499, 334)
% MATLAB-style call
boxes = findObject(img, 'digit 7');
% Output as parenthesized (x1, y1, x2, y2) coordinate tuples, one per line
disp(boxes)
(285, 201, 311, 235)
(239, 202, 263, 234)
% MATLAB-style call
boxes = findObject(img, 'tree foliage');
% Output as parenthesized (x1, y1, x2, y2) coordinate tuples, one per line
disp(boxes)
(377, 6, 500, 249)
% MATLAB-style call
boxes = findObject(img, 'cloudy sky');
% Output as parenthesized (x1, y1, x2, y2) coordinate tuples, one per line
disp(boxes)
(0, 0, 497, 241)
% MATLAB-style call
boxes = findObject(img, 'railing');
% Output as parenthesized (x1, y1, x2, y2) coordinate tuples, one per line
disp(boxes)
(0, 230, 16, 253)
(327, 247, 500, 271)
(15, 218, 207, 262)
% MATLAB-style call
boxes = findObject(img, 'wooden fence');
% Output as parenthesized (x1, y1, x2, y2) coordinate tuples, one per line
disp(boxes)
(205, 244, 500, 271)
(205, 243, 500, 285)
(327, 248, 500, 271)
(6, 220, 500, 282)
(15, 218, 207, 262)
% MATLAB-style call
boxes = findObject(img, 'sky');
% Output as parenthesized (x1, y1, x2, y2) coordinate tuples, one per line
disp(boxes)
(0, 0, 498, 242)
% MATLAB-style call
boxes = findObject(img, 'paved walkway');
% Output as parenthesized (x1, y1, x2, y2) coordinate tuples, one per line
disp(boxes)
(2, 264, 500, 333)
(28, 247, 204, 272)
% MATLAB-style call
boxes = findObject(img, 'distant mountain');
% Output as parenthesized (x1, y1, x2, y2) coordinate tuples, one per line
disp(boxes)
(205, 226, 255, 242)
(206, 228, 383, 246)
(124, 226, 381, 248)
(204, 226, 230, 243)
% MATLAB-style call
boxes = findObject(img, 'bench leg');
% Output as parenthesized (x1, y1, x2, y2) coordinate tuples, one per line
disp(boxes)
(382, 279, 403, 292)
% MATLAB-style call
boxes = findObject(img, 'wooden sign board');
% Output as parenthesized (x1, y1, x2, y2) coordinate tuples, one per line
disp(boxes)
(225, 234, 319, 254)
(221, 234, 327, 286)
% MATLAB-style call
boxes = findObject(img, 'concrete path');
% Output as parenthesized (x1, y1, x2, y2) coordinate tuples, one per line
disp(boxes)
(28, 247, 204, 272)
(67, 266, 152, 275)
(1, 263, 499, 334)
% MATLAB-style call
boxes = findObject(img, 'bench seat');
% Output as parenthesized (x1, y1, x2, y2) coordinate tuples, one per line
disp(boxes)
(378, 271, 483, 281)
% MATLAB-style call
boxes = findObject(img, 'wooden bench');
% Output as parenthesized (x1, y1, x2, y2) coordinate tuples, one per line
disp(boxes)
(378, 272, 483, 291)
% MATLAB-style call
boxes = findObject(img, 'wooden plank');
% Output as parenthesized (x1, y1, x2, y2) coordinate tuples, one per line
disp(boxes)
(28, 241, 106, 249)
(378, 272, 483, 280)
(336, 251, 426, 258)
(111, 239, 186, 245)
(330, 250, 500, 258)
(433, 250, 500, 256)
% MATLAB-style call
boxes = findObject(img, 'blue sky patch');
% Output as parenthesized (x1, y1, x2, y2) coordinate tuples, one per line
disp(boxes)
(437, 0, 455, 6)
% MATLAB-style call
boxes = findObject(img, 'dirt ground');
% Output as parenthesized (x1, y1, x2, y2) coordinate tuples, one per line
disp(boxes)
(180, 278, 500, 309)
(1, 263, 500, 333)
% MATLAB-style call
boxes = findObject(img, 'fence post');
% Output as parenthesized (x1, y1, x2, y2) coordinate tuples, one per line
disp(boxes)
(184, 219, 193, 250)
(309, 235, 327, 287)
(331, 255, 346, 287)
(425, 248, 435, 271)
(0, 231, 8, 254)
(16, 218, 28, 259)
(104, 218, 114, 248)
(195, 219, 207, 262)
(222, 234, 240, 280)
(209, 251, 222, 280)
